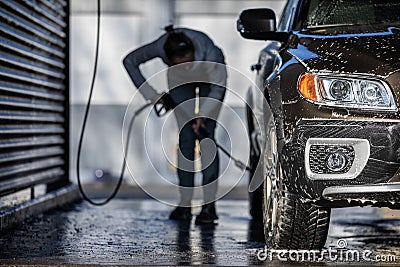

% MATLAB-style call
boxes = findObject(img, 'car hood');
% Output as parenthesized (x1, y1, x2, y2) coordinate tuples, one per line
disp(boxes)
(288, 26, 400, 77)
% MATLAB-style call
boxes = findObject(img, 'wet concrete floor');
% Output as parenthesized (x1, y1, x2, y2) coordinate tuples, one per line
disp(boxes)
(1, 199, 400, 266)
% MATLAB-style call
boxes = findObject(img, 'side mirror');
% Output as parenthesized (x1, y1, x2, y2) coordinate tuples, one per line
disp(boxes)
(237, 8, 289, 41)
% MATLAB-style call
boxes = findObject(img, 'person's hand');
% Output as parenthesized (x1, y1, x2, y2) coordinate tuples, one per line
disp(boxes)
(152, 92, 174, 117)
(159, 92, 177, 110)
(192, 117, 206, 138)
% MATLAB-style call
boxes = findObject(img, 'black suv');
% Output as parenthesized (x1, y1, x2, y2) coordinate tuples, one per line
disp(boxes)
(237, 0, 400, 250)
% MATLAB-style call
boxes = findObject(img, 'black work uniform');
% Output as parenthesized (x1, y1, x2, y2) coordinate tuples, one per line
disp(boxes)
(123, 28, 227, 205)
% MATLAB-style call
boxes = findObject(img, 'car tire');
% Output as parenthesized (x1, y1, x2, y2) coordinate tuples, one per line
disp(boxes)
(262, 117, 330, 250)
(246, 97, 263, 221)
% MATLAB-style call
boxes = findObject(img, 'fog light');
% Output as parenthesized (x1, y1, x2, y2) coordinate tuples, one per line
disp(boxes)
(326, 151, 348, 172)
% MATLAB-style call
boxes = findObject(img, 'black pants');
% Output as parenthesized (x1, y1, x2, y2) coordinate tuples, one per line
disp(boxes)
(169, 83, 219, 205)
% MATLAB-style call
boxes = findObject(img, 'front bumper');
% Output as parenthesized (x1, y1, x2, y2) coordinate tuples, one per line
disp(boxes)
(322, 182, 400, 208)
(281, 119, 400, 206)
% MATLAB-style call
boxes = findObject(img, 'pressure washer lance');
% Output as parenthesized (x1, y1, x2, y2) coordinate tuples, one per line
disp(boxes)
(154, 93, 251, 171)
(77, 92, 249, 206)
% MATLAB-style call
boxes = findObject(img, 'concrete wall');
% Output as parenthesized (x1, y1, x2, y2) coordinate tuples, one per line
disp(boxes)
(70, 0, 286, 187)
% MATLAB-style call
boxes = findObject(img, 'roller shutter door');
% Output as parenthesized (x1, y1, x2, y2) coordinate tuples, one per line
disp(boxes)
(0, 0, 69, 198)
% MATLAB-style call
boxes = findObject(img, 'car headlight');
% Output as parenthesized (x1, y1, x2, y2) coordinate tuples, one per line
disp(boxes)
(298, 73, 396, 111)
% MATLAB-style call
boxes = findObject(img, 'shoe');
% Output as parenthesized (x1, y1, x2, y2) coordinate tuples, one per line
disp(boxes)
(169, 206, 192, 221)
(195, 203, 218, 225)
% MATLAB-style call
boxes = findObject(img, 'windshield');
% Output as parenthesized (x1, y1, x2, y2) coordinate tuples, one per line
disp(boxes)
(305, 0, 400, 28)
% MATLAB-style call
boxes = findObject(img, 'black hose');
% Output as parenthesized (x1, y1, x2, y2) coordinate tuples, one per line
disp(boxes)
(76, 0, 151, 205)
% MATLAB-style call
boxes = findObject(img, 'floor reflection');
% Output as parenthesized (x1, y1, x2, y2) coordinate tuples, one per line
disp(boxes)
(328, 207, 400, 255)
(247, 219, 266, 266)
(248, 219, 265, 244)
(171, 217, 266, 265)
(174, 220, 192, 265)
(172, 220, 218, 265)
(198, 224, 216, 264)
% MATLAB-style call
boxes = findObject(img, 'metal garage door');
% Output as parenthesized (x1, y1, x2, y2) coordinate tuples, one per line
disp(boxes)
(0, 0, 69, 201)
